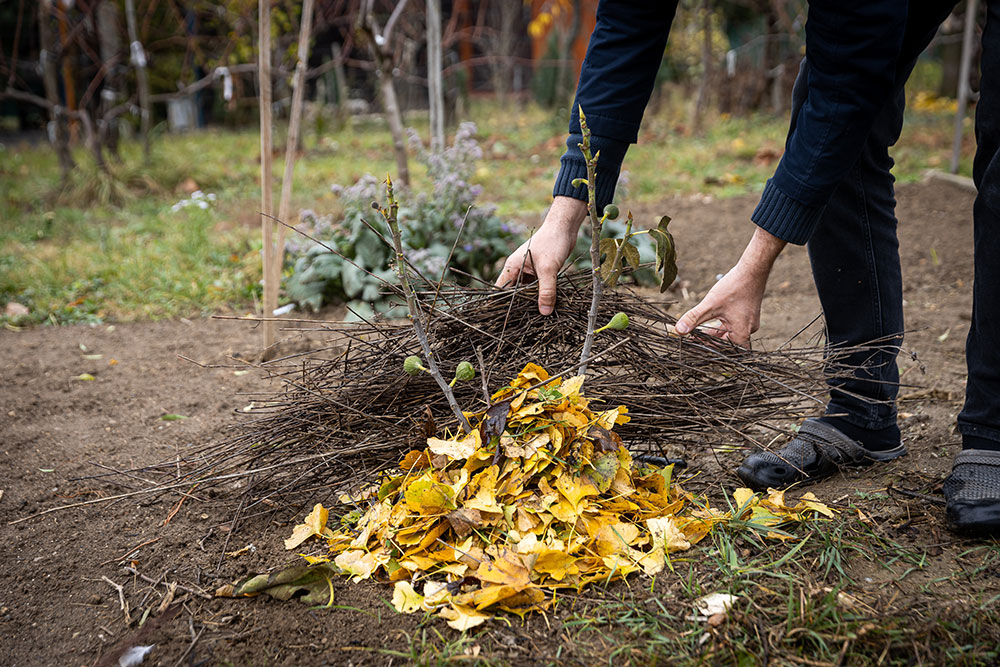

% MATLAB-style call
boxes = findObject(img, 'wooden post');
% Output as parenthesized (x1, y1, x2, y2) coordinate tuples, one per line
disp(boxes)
(426, 0, 445, 152)
(951, 0, 980, 175)
(259, 0, 276, 350)
(124, 0, 152, 163)
(269, 0, 316, 323)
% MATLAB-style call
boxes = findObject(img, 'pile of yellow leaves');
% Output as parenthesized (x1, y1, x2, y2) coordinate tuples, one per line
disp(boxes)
(222, 364, 834, 630)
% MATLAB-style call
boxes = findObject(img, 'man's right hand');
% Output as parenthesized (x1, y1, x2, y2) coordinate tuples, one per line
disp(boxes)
(495, 196, 588, 315)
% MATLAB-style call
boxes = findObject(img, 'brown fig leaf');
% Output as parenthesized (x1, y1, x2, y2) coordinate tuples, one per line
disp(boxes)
(480, 400, 511, 444)
(648, 215, 678, 292)
(447, 507, 484, 538)
(587, 424, 621, 453)
(217, 564, 336, 607)
(620, 240, 641, 272)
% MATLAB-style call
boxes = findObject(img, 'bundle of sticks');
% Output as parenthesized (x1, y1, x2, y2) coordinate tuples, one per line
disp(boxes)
(164, 272, 860, 511)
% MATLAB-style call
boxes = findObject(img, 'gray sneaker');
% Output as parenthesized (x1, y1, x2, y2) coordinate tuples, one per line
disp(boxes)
(943, 449, 1000, 535)
(737, 418, 907, 490)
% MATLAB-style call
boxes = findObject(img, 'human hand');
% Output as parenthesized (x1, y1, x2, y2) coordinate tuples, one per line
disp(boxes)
(674, 227, 786, 347)
(495, 196, 588, 315)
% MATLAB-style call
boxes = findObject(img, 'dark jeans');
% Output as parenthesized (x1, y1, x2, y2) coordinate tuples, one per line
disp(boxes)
(794, 1, 1000, 448)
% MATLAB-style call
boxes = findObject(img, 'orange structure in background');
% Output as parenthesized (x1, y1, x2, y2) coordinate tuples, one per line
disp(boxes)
(529, 0, 598, 81)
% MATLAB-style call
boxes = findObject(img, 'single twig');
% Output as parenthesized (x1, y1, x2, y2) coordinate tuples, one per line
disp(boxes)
(377, 176, 472, 433)
(98, 537, 161, 567)
(124, 567, 213, 600)
(101, 576, 131, 625)
(578, 107, 604, 376)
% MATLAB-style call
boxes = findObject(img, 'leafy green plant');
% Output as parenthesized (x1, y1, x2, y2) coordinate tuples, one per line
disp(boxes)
(284, 123, 517, 318)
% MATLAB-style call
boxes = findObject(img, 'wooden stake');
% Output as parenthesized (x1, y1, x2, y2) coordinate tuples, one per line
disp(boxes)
(269, 0, 316, 329)
(259, 0, 276, 350)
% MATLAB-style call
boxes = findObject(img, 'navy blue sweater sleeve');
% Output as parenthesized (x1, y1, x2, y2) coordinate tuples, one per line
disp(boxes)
(752, 1, 907, 244)
(553, 0, 678, 211)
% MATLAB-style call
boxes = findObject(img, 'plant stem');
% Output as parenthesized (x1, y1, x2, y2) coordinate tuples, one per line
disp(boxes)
(381, 176, 472, 433)
(578, 107, 604, 376)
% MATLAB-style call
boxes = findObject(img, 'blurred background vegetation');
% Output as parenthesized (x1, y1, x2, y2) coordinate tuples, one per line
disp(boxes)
(0, 0, 981, 325)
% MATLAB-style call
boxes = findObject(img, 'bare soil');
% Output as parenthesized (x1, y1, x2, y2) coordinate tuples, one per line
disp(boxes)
(2, 180, 996, 666)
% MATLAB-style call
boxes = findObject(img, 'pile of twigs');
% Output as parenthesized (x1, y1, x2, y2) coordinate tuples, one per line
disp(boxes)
(159, 271, 853, 510)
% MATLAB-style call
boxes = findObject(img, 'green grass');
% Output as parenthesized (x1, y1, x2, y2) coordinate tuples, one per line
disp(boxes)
(369, 510, 999, 666)
(0, 89, 973, 325)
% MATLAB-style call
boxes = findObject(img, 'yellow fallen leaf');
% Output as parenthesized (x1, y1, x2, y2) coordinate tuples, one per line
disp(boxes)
(334, 549, 385, 582)
(647, 516, 691, 553)
(733, 488, 756, 510)
(475, 550, 531, 590)
(502, 431, 549, 458)
(554, 472, 599, 511)
(797, 492, 835, 518)
(284, 503, 333, 550)
(427, 430, 481, 460)
(404, 476, 456, 514)
(391, 581, 425, 613)
(438, 603, 491, 631)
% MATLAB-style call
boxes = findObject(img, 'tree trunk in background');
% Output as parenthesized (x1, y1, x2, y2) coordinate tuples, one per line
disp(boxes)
(96, 0, 124, 159)
(124, 0, 152, 163)
(38, 0, 75, 182)
(693, 0, 713, 133)
(427, 0, 445, 152)
(331, 43, 349, 126)
(272, 0, 316, 302)
(378, 66, 411, 186)
(489, 1, 518, 105)
(55, 0, 78, 144)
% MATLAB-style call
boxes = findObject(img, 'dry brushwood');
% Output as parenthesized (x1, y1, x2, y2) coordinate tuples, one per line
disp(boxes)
(126, 271, 877, 516)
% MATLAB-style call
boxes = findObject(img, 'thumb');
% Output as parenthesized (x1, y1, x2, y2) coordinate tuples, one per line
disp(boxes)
(675, 302, 712, 335)
(537, 269, 558, 315)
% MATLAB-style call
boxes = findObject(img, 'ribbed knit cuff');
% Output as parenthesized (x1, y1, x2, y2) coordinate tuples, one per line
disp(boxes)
(552, 133, 627, 214)
(750, 179, 826, 246)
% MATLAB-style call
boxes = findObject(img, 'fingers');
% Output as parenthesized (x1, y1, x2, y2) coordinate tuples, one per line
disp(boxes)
(675, 301, 712, 336)
(495, 261, 519, 288)
(495, 254, 532, 289)
(675, 299, 753, 347)
(536, 269, 558, 316)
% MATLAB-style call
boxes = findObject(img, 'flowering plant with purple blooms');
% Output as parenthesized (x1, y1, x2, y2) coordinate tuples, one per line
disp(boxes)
(284, 123, 519, 318)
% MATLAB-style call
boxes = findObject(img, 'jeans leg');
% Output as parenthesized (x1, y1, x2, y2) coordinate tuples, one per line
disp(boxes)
(793, 3, 957, 431)
(959, 0, 1000, 448)
(806, 88, 905, 430)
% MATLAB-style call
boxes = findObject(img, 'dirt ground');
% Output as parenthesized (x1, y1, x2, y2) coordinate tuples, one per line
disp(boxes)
(2, 179, 996, 666)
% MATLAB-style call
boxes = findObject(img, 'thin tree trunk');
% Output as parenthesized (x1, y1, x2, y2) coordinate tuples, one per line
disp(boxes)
(361, 0, 410, 185)
(124, 0, 152, 163)
(38, 0, 75, 182)
(379, 66, 410, 186)
(426, 0, 444, 152)
(693, 0, 712, 133)
(55, 0, 78, 144)
(331, 43, 349, 124)
(259, 0, 276, 350)
(270, 0, 316, 319)
(96, 0, 123, 159)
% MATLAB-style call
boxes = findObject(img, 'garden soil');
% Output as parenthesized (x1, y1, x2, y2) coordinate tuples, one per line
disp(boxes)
(1, 179, 993, 665)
